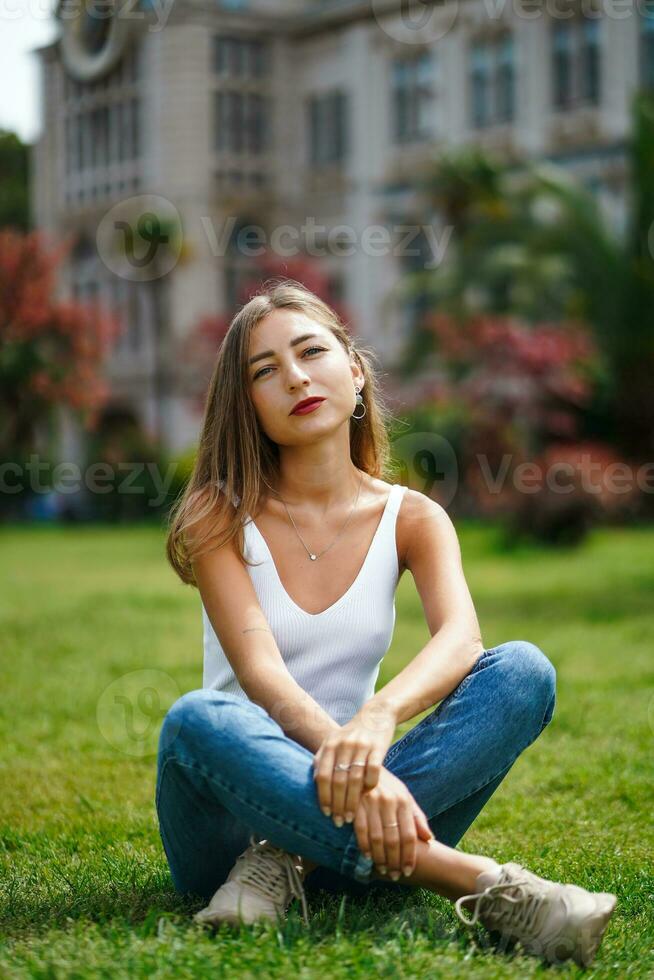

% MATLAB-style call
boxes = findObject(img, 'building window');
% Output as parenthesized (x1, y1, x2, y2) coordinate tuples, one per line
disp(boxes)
(61, 45, 143, 210)
(213, 35, 269, 78)
(496, 34, 515, 123)
(306, 90, 348, 165)
(112, 98, 140, 161)
(469, 33, 515, 128)
(640, 9, 654, 90)
(212, 35, 270, 157)
(70, 239, 104, 328)
(74, 115, 83, 172)
(80, 112, 91, 170)
(250, 39, 267, 77)
(470, 41, 492, 128)
(130, 97, 140, 159)
(65, 116, 73, 176)
(228, 92, 244, 153)
(248, 93, 266, 153)
(64, 94, 141, 182)
(580, 19, 600, 103)
(214, 91, 228, 152)
(89, 106, 109, 167)
(552, 22, 573, 107)
(127, 43, 140, 83)
(108, 103, 119, 164)
(214, 90, 268, 154)
(391, 50, 433, 143)
(551, 18, 602, 109)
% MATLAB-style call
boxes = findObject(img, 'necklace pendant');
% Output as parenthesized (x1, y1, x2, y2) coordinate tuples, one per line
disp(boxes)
(309, 553, 317, 561)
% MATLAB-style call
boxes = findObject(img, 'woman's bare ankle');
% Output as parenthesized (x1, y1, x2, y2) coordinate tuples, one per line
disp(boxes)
(299, 841, 500, 903)
(369, 839, 500, 902)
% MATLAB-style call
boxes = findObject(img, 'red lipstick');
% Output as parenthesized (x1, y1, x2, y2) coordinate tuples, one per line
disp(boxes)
(290, 397, 326, 415)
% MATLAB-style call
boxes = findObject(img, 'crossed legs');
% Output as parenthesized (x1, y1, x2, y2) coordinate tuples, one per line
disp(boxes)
(155, 641, 556, 904)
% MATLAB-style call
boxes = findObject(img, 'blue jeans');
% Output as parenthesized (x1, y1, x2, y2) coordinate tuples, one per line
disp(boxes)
(155, 640, 556, 902)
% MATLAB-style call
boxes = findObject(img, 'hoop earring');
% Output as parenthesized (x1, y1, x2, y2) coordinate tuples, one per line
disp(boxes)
(352, 385, 367, 420)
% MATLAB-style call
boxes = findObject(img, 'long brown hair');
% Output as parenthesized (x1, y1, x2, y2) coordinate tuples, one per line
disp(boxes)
(166, 278, 399, 586)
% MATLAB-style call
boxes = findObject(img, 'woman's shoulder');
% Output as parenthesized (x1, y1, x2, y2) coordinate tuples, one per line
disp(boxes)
(184, 482, 241, 552)
(393, 486, 450, 576)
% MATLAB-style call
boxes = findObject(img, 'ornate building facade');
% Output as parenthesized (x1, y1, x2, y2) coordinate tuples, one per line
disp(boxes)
(32, 0, 653, 461)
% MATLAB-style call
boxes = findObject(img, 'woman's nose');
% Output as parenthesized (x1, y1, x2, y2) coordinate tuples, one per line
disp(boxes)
(285, 364, 311, 386)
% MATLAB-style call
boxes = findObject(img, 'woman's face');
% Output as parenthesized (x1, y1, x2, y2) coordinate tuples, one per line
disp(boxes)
(247, 309, 363, 446)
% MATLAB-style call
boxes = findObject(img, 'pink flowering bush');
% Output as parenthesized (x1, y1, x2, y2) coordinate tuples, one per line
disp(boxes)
(0, 229, 120, 463)
(393, 312, 636, 541)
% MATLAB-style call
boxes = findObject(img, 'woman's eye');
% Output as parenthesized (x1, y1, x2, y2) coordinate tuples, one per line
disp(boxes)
(254, 347, 325, 380)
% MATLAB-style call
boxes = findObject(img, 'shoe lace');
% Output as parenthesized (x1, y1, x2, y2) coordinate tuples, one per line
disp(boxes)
(454, 865, 550, 936)
(232, 834, 310, 926)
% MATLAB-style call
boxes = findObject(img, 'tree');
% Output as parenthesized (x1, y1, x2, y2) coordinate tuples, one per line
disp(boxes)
(400, 92, 654, 462)
(0, 229, 120, 466)
(421, 311, 600, 455)
(0, 129, 30, 232)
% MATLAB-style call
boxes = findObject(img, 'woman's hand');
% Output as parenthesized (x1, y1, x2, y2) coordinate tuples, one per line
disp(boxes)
(354, 767, 434, 879)
(313, 703, 397, 825)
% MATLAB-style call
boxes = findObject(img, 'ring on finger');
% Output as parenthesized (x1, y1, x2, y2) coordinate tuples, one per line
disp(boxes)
(380, 818, 400, 875)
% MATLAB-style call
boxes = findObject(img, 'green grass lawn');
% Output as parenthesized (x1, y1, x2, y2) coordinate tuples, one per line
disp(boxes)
(0, 520, 652, 977)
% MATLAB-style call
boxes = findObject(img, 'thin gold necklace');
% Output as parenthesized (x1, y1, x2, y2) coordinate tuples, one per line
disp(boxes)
(260, 471, 364, 561)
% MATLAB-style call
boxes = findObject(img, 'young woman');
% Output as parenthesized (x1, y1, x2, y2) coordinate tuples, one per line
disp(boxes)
(158, 280, 616, 967)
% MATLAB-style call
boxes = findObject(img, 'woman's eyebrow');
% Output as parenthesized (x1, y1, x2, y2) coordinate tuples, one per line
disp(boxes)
(248, 333, 320, 366)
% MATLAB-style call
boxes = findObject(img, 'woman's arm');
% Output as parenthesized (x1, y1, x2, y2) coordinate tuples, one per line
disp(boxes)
(365, 491, 484, 727)
(312, 490, 484, 828)
(237, 647, 342, 754)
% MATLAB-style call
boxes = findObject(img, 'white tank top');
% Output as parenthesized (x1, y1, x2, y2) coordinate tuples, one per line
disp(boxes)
(201, 483, 408, 726)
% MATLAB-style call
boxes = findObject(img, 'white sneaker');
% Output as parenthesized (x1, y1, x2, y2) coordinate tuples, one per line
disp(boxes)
(454, 861, 617, 967)
(193, 835, 310, 928)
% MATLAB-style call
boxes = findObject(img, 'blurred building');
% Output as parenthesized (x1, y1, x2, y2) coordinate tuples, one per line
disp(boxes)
(32, 0, 654, 461)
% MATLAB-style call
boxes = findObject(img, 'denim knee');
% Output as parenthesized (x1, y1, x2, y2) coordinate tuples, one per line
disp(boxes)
(158, 688, 262, 759)
(494, 640, 557, 731)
